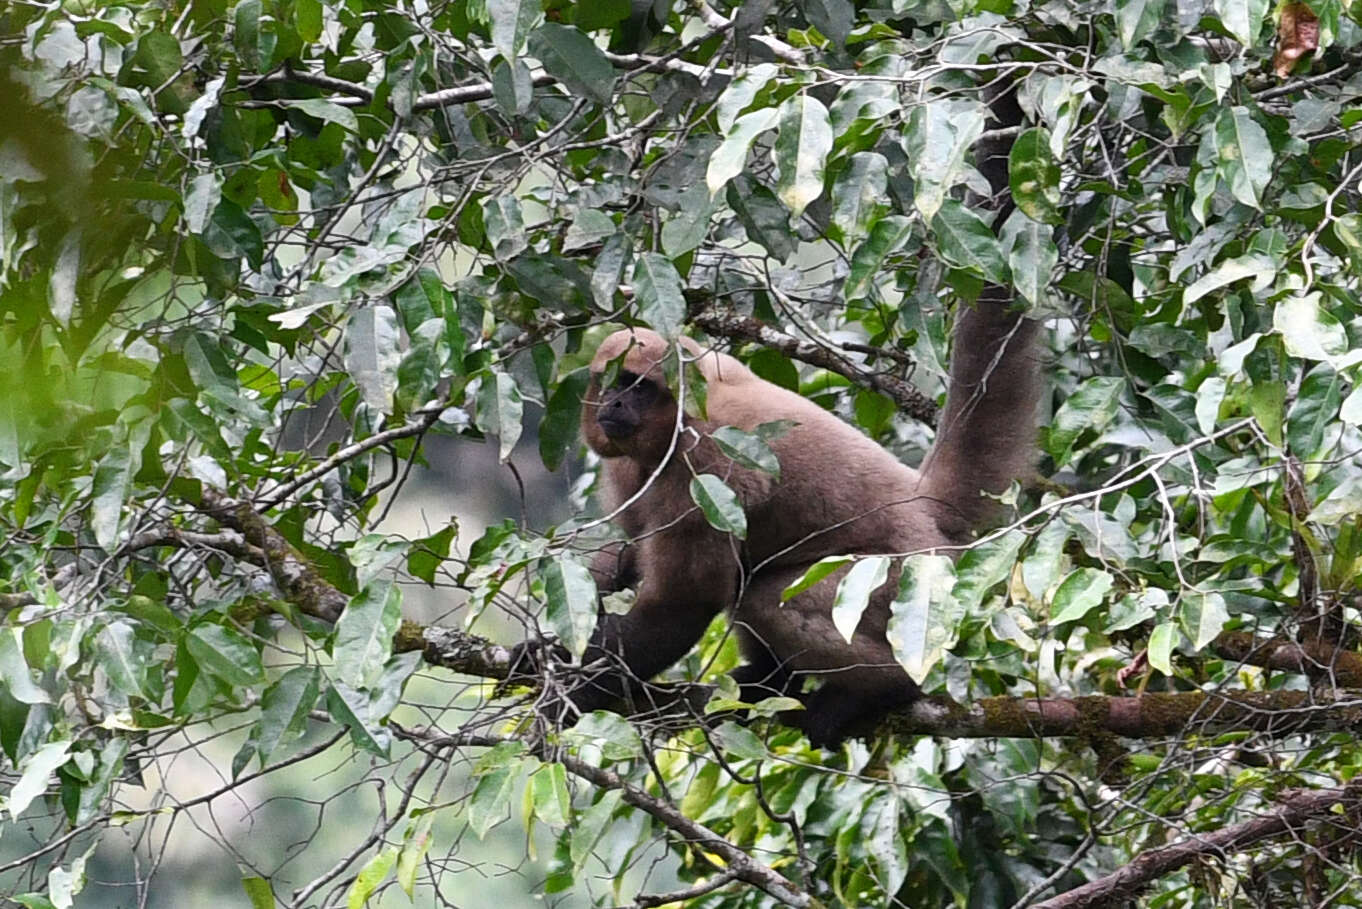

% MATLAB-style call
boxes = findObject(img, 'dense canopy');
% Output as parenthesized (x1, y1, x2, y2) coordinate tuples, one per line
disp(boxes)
(3, 0, 1362, 906)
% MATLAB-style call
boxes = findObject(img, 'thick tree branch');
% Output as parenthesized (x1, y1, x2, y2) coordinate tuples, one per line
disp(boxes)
(1213, 631, 1362, 687)
(188, 493, 1362, 741)
(888, 689, 1362, 739)
(1034, 780, 1362, 909)
(200, 488, 351, 623)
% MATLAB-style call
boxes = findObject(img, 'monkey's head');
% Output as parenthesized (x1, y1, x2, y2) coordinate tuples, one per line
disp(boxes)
(583, 329, 746, 459)
(583, 329, 680, 460)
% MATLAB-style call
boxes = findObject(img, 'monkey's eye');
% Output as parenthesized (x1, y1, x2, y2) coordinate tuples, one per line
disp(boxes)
(614, 370, 648, 390)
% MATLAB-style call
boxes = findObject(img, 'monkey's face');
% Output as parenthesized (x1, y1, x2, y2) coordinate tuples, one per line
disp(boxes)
(583, 368, 676, 459)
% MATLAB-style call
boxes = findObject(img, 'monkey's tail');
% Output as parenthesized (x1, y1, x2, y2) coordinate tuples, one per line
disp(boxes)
(918, 289, 1041, 542)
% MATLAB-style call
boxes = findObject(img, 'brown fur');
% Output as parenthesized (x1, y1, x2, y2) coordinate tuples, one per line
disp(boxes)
(549, 302, 1040, 746)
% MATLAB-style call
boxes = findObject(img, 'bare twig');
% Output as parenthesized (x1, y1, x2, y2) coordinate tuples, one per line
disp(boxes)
(690, 307, 938, 422)
(391, 724, 821, 909)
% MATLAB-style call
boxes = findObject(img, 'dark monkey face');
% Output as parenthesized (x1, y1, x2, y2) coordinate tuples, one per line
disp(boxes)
(584, 367, 676, 459)
(582, 331, 685, 461)
(582, 328, 738, 462)
(595, 371, 661, 439)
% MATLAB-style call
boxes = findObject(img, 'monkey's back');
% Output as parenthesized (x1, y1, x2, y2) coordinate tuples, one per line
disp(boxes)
(704, 369, 947, 569)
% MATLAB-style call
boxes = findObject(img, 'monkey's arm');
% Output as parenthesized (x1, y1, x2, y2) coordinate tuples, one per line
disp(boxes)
(565, 540, 733, 715)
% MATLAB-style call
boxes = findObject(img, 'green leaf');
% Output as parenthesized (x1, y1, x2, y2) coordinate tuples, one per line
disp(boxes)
(0, 627, 50, 704)
(542, 554, 597, 660)
(528, 762, 570, 827)
(830, 152, 889, 245)
(1214, 106, 1273, 208)
(408, 524, 457, 586)
(233, 0, 264, 67)
(562, 713, 644, 760)
(489, 0, 542, 61)
(832, 556, 891, 642)
(183, 172, 222, 234)
(885, 554, 959, 684)
(527, 23, 614, 104)
(904, 100, 986, 221)
(345, 845, 397, 909)
(931, 200, 1007, 283)
(773, 95, 832, 218)
(1002, 210, 1057, 306)
(468, 755, 523, 838)
(477, 370, 524, 461)
(1049, 568, 1114, 625)
(1116, 0, 1166, 46)
(348, 535, 409, 590)
(1213, 0, 1270, 44)
(563, 210, 616, 254)
(295, 0, 321, 41)
(256, 666, 321, 763)
(953, 530, 1027, 611)
(539, 371, 587, 471)
(661, 184, 718, 256)
(240, 875, 275, 909)
(334, 583, 402, 690)
(1008, 128, 1063, 225)
(345, 305, 401, 414)
(1196, 375, 1227, 433)
(844, 215, 914, 300)
(711, 426, 781, 478)
(715, 63, 778, 133)
(1146, 621, 1180, 675)
(713, 721, 767, 759)
(1179, 592, 1229, 650)
(482, 196, 527, 260)
(590, 233, 631, 309)
(707, 109, 779, 198)
(570, 790, 623, 871)
(186, 624, 265, 688)
(1275, 293, 1350, 366)
(782, 556, 852, 602)
(91, 447, 133, 552)
(689, 474, 747, 538)
(1044, 376, 1124, 465)
(97, 621, 146, 698)
(285, 99, 358, 133)
(1340, 382, 1362, 426)
(9, 740, 71, 818)
(396, 813, 435, 897)
(1287, 364, 1341, 459)
(631, 253, 686, 339)
(728, 177, 797, 262)
(1183, 253, 1276, 304)
(492, 57, 535, 115)
(1021, 521, 1070, 601)
(326, 681, 389, 756)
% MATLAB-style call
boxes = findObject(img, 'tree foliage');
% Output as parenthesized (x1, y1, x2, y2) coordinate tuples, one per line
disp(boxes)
(3, 0, 1362, 905)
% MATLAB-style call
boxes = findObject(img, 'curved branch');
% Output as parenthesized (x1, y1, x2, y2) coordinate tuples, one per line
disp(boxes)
(1034, 780, 1362, 909)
